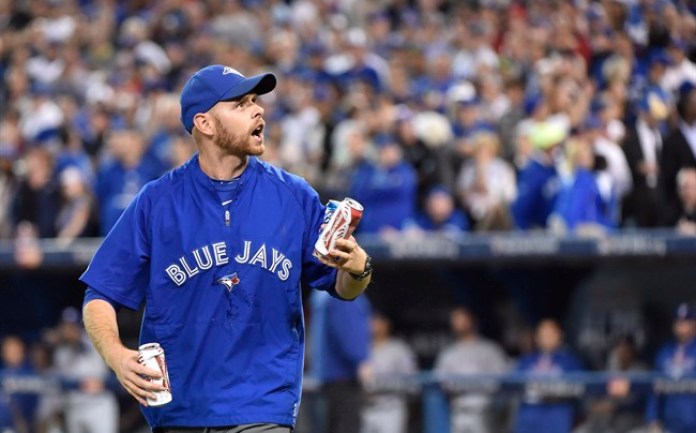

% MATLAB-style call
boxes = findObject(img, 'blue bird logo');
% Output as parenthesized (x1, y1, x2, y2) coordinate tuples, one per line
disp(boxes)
(216, 273, 240, 292)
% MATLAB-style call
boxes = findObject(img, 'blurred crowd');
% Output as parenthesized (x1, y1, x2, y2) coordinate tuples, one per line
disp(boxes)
(4, 301, 696, 433)
(1, 0, 696, 247)
(274, 301, 696, 433)
(1, 308, 121, 433)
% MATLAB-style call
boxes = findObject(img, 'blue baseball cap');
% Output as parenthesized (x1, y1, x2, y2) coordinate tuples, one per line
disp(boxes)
(675, 303, 696, 321)
(180, 65, 277, 134)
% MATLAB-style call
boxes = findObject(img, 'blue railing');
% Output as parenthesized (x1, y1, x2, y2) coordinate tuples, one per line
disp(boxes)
(3, 371, 695, 433)
(1, 230, 696, 269)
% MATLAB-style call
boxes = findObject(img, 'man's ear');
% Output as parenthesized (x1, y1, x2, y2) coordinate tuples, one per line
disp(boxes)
(193, 112, 214, 136)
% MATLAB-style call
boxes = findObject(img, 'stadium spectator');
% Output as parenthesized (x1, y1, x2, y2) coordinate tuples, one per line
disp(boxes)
(448, 83, 490, 164)
(662, 82, 696, 226)
(0, 149, 15, 240)
(95, 129, 162, 235)
(674, 168, 696, 235)
(0, 335, 37, 433)
(511, 121, 565, 230)
(497, 78, 527, 164)
(169, 134, 197, 169)
(360, 312, 418, 433)
(513, 319, 584, 433)
(662, 40, 696, 95)
(646, 303, 696, 433)
(395, 109, 452, 208)
(434, 306, 508, 433)
(550, 134, 617, 233)
(349, 133, 417, 235)
(55, 167, 96, 244)
(456, 131, 516, 231)
(52, 307, 117, 433)
(144, 94, 188, 174)
(53, 122, 94, 187)
(29, 341, 63, 433)
(11, 147, 61, 238)
(585, 99, 633, 203)
(405, 184, 468, 236)
(576, 336, 648, 433)
(309, 290, 371, 433)
(622, 90, 669, 227)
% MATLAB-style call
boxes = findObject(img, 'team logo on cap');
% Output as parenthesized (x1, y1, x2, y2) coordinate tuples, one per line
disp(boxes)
(222, 66, 243, 76)
(216, 272, 241, 292)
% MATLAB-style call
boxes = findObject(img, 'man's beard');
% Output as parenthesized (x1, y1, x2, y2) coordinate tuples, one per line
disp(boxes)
(212, 115, 264, 156)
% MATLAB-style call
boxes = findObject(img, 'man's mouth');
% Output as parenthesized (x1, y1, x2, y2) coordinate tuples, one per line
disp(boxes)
(251, 123, 264, 141)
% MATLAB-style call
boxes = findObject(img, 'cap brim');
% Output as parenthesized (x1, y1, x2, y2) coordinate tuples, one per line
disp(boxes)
(219, 73, 277, 102)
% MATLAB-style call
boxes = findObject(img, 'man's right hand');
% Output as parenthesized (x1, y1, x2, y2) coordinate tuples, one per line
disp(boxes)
(108, 346, 165, 406)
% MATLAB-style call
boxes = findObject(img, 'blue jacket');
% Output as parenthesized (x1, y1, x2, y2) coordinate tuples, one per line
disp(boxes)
(511, 158, 559, 230)
(309, 290, 370, 383)
(81, 156, 339, 428)
(514, 349, 584, 433)
(349, 161, 417, 234)
(646, 338, 696, 433)
(553, 169, 617, 230)
(95, 158, 163, 235)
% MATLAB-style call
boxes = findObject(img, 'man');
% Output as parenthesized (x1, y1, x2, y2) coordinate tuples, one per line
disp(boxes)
(434, 307, 508, 433)
(349, 133, 417, 235)
(309, 289, 371, 433)
(511, 121, 565, 230)
(622, 90, 668, 227)
(409, 185, 469, 234)
(80, 65, 372, 433)
(661, 82, 696, 225)
(0, 336, 36, 433)
(95, 129, 163, 235)
(675, 168, 696, 234)
(646, 303, 696, 433)
(361, 312, 418, 433)
(52, 307, 118, 433)
(513, 319, 584, 433)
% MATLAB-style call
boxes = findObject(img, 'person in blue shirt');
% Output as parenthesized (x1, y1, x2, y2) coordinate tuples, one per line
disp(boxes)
(646, 303, 696, 433)
(95, 129, 163, 235)
(349, 133, 417, 235)
(309, 289, 371, 433)
(514, 319, 584, 433)
(80, 65, 373, 433)
(0, 335, 38, 433)
(551, 136, 617, 232)
(407, 185, 469, 234)
(511, 121, 565, 230)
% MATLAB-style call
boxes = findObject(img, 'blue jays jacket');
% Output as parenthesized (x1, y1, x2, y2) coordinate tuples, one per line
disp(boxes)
(81, 155, 338, 428)
(513, 349, 584, 433)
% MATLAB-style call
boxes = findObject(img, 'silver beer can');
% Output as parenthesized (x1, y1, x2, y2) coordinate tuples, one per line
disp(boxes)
(138, 342, 172, 406)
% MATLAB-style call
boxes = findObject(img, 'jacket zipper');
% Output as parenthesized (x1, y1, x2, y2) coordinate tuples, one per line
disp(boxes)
(225, 209, 230, 226)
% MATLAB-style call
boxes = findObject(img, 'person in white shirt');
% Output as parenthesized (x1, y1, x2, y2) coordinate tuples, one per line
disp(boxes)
(360, 312, 418, 433)
(661, 40, 696, 95)
(434, 307, 508, 433)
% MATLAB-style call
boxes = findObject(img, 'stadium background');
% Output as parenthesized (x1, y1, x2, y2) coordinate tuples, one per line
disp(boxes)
(2, 0, 696, 432)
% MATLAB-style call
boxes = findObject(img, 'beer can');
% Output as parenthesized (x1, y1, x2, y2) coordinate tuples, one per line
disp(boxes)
(137, 343, 172, 406)
(314, 197, 364, 258)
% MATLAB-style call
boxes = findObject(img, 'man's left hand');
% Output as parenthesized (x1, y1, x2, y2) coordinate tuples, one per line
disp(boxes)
(316, 236, 367, 275)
